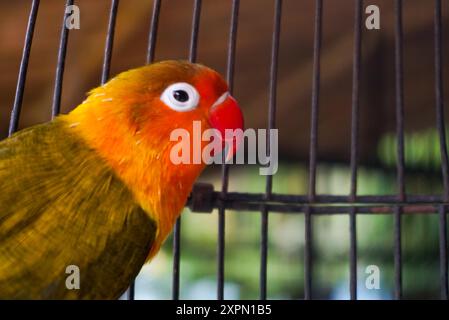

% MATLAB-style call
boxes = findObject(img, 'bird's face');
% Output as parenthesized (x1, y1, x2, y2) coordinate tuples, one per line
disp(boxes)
(109, 60, 244, 164)
(64, 61, 245, 258)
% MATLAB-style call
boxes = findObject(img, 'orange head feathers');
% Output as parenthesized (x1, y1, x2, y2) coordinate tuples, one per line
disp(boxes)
(63, 60, 244, 258)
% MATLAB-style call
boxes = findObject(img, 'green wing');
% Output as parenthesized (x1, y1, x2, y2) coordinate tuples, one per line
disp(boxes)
(0, 120, 156, 299)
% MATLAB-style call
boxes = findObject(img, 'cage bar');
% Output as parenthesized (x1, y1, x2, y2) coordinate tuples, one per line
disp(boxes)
(434, 0, 449, 300)
(188, 0, 202, 63)
(439, 205, 448, 299)
(348, 0, 363, 300)
(393, 0, 405, 300)
(51, 0, 74, 118)
(304, 0, 323, 301)
(8, 0, 40, 136)
(216, 192, 449, 205)
(258, 0, 282, 300)
(216, 0, 240, 300)
(434, 0, 449, 199)
(171, 0, 203, 300)
(101, 0, 119, 85)
(146, 0, 161, 64)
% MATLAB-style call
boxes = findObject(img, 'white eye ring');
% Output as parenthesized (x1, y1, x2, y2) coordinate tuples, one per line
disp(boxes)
(160, 82, 200, 112)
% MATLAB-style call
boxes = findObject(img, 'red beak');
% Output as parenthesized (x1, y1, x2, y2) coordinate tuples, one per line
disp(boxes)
(208, 92, 244, 161)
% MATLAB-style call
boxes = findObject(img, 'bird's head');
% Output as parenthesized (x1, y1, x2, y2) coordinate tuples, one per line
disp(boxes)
(78, 60, 243, 164)
(133, 60, 245, 161)
(66, 60, 244, 249)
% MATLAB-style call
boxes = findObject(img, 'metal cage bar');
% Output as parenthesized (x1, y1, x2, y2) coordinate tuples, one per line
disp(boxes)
(259, 0, 282, 300)
(393, 0, 405, 300)
(439, 205, 448, 299)
(216, 0, 240, 300)
(304, 0, 322, 301)
(434, 0, 449, 300)
(51, 0, 74, 118)
(349, 0, 363, 300)
(200, 192, 449, 205)
(8, 0, 40, 136)
(171, 0, 203, 301)
(101, 0, 119, 85)
(146, 0, 161, 65)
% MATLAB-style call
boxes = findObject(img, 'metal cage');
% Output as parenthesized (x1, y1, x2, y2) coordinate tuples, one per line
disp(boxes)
(7, 0, 449, 300)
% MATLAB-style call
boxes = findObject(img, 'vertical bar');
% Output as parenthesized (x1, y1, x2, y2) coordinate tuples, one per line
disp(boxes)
(435, 0, 449, 201)
(394, 0, 406, 202)
(308, 0, 322, 200)
(350, 0, 362, 199)
(146, 0, 161, 64)
(304, 208, 312, 299)
(434, 0, 449, 299)
(51, 0, 74, 118)
(304, 0, 323, 300)
(434, 0, 449, 198)
(225, 0, 239, 94)
(349, 207, 357, 299)
(393, 206, 402, 299)
(217, 0, 240, 300)
(260, 0, 282, 300)
(172, 217, 181, 300)
(217, 205, 226, 300)
(127, 284, 135, 300)
(188, 0, 202, 63)
(439, 205, 448, 299)
(8, 0, 40, 136)
(172, 0, 202, 300)
(393, 0, 405, 300)
(348, 0, 363, 300)
(260, 207, 269, 300)
(101, 0, 119, 85)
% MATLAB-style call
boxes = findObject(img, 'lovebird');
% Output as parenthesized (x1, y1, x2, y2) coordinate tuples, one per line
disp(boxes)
(0, 60, 244, 299)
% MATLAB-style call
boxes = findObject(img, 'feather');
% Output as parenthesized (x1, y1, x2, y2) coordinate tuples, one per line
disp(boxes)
(0, 119, 156, 299)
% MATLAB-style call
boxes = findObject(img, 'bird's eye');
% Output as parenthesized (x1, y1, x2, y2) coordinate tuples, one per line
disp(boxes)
(160, 82, 199, 111)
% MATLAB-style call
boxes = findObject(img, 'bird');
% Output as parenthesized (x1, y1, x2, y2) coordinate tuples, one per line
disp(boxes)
(0, 60, 244, 299)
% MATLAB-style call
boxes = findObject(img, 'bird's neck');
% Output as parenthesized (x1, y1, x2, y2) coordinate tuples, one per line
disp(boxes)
(62, 102, 206, 259)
